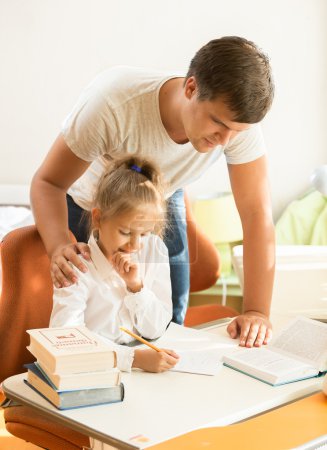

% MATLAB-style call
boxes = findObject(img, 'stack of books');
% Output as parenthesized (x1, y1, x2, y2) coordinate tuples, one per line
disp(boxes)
(25, 326, 124, 409)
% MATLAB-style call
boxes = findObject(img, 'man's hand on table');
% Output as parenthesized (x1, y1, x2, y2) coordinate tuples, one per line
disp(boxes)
(227, 311, 272, 347)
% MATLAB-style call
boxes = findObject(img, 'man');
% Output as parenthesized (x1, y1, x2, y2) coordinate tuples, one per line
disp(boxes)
(31, 36, 275, 345)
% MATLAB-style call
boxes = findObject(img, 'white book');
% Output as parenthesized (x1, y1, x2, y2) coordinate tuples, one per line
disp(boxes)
(36, 361, 121, 390)
(27, 326, 117, 374)
(222, 317, 327, 386)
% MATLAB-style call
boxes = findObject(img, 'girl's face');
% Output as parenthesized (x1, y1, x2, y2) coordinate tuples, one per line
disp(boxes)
(92, 205, 159, 259)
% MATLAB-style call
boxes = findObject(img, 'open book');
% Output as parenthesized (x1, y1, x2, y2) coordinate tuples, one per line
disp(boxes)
(222, 317, 327, 386)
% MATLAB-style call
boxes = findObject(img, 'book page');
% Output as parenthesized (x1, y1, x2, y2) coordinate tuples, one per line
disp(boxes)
(223, 348, 317, 383)
(270, 317, 327, 370)
(225, 348, 314, 375)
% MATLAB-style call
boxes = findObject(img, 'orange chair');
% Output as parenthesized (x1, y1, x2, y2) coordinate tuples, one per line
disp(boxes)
(0, 225, 90, 450)
(0, 204, 237, 449)
(184, 193, 238, 326)
(0, 225, 53, 382)
(184, 304, 238, 327)
(185, 192, 221, 292)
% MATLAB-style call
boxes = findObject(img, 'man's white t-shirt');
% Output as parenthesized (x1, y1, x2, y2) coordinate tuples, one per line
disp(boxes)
(62, 66, 266, 211)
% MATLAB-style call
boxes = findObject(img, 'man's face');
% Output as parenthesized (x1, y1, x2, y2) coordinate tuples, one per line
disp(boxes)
(181, 77, 252, 153)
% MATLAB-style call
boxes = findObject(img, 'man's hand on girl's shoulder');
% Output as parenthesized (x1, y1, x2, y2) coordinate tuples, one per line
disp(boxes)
(50, 242, 91, 288)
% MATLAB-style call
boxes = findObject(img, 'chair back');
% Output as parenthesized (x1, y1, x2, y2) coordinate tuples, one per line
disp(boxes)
(0, 225, 53, 383)
(185, 193, 220, 292)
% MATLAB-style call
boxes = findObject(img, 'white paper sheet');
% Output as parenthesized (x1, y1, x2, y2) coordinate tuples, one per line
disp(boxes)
(152, 323, 237, 376)
(171, 348, 223, 375)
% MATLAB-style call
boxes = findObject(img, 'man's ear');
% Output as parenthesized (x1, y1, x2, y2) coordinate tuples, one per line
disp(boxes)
(184, 76, 197, 100)
(91, 208, 102, 228)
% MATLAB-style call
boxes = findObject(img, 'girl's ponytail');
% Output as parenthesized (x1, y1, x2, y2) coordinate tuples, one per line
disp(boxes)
(92, 156, 167, 235)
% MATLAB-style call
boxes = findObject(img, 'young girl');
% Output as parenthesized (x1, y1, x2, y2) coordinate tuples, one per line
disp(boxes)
(50, 157, 179, 373)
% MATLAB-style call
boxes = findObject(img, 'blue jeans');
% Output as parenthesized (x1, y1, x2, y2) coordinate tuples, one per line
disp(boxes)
(66, 189, 190, 324)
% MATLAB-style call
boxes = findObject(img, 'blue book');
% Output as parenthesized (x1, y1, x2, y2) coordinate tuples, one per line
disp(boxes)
(24, 363, 124, 410)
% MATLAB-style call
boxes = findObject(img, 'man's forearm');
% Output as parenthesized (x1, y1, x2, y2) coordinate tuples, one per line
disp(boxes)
(30, 176, 71, 257)
(241, 214, 275, 317)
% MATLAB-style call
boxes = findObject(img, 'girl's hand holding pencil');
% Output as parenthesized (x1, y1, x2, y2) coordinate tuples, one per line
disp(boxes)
(120, 326, 179, 373)
(133, 348, 179, 373)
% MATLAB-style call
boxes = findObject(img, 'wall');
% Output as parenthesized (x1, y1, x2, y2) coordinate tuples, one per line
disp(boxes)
(0, 0, 326, 218)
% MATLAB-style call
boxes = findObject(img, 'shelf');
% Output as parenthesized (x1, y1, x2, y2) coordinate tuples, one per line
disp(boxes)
(191, 271, 242, 298)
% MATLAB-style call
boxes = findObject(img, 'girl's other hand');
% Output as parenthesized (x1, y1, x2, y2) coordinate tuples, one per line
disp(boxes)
(111, 251, 142, 292)
(133, 348, 179, 373)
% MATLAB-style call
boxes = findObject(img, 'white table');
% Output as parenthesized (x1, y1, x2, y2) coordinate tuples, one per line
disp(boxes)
(3, 319, 323, 450)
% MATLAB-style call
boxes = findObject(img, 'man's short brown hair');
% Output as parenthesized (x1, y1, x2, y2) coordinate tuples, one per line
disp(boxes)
(186, 36, 274, 123)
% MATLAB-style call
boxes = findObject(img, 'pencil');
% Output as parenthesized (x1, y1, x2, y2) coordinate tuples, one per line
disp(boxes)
(119, 326, 162, 352)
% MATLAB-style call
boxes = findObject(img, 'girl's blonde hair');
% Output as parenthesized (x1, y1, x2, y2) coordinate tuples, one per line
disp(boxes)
(92, 156, 167, 235)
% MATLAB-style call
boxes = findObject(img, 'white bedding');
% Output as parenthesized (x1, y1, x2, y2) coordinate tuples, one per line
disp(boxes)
(0, 206, 34, 289)
(0, 206, 34, 240)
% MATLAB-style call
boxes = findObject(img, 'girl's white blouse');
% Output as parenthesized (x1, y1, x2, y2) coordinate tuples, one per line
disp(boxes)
(50, 232, 173, 371)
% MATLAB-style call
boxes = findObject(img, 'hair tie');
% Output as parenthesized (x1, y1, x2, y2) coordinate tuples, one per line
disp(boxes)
(130, 164, 142, 174)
